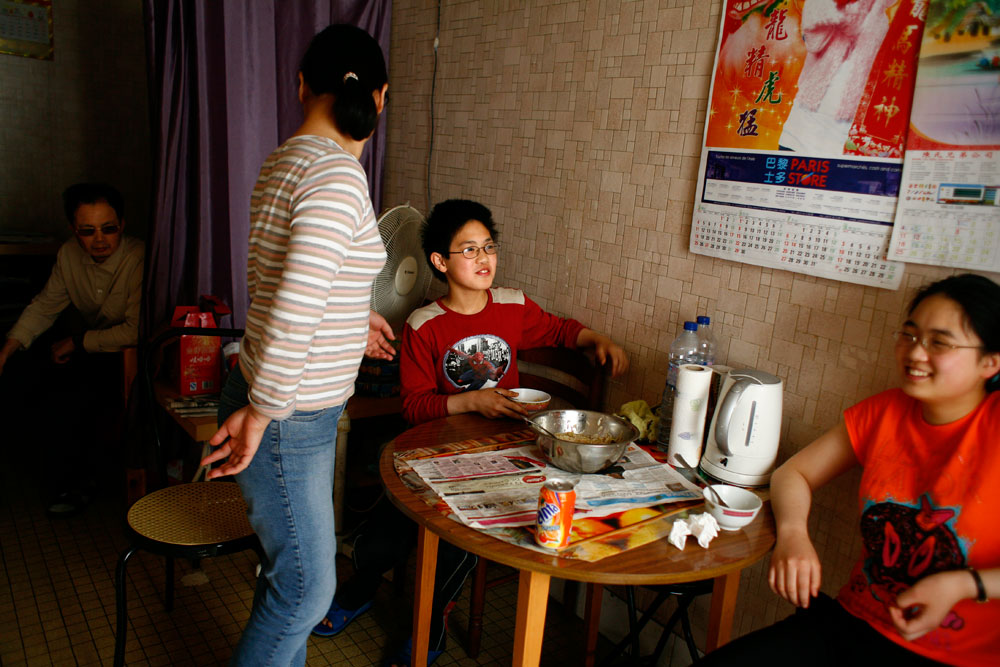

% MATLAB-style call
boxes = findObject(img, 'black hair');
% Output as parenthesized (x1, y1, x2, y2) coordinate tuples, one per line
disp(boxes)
(908, 273, 1000, 390)
(62, 182, 124, 224)
(421, 199, 498, 281)
(299, 24, 388, 141)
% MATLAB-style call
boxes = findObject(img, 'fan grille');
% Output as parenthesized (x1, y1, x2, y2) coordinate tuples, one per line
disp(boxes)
(372, 205, 432, 329)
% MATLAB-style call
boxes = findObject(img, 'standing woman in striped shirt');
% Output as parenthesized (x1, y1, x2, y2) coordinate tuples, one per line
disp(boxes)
(202, 24, 396, 666)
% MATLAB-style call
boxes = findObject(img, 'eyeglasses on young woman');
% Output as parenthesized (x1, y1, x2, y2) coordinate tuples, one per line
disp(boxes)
(892, 330, 983, 355)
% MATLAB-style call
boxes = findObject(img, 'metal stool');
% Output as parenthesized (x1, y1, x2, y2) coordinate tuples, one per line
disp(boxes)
(600, 580, 714, 666)
(114, 481, 262, 666)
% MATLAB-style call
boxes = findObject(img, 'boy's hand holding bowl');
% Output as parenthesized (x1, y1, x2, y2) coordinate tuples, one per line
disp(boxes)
(508, 388, 551, 412)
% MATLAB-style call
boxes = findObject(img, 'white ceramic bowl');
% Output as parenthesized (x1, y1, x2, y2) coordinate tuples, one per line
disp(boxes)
(509, 388, 551, 412)
(703, 484, 763, 531)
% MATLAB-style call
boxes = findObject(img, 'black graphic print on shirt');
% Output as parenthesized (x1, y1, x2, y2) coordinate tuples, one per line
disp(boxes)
(443, 334, 511, 391)
(856, 494, 967, 631)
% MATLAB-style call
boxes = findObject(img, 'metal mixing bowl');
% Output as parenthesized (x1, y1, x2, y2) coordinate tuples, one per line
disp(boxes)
(527, 409, 640, 473)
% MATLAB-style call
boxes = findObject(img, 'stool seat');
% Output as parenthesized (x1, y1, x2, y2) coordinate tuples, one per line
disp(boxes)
(127, 482, 253, 546)
(115, 481, 262, 667)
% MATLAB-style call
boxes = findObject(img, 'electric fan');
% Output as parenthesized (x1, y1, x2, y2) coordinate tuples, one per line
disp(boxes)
(370, 204, 433, 332)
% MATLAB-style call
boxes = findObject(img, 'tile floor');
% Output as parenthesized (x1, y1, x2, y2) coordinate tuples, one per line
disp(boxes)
(0, 442, 699, 666)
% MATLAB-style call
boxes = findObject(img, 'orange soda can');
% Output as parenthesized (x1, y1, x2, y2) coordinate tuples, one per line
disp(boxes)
(535, 478, 577, 549)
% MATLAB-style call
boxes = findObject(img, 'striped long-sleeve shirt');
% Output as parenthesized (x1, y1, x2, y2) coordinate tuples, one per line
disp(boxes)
(238, 135, 386, 420)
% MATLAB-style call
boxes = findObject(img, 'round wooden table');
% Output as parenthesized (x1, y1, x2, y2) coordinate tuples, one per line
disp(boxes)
(380, 414, 776, 666)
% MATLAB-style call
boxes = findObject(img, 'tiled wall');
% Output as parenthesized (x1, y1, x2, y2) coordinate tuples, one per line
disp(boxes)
(383, 0, 1000, 642)
(0, 0, 150, 240)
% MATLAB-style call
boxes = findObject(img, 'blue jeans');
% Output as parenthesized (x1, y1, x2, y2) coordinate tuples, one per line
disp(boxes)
(218, 366, 344, 667)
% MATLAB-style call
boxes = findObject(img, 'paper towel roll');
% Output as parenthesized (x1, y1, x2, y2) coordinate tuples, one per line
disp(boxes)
(667, 364, 713, 467)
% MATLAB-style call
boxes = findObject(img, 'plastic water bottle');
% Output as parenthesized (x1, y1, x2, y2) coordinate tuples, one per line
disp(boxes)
(696, 315, 717, 366)
(656, 321, 701, 449)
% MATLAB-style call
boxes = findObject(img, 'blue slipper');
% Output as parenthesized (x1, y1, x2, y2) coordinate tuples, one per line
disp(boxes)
(383, 638, 443, 667)
(312, 598, 373, 637)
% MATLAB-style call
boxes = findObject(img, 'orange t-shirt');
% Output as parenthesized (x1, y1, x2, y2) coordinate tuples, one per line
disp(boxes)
(839, 389, 1000, 666)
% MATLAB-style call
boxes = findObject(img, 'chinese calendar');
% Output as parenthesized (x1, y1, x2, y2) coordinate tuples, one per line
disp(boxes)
(692, 206, 902, 289)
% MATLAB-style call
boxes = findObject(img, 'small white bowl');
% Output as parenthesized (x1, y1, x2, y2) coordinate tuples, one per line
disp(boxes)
(509, 388, 551, 412)
(703, 484, 763, 531)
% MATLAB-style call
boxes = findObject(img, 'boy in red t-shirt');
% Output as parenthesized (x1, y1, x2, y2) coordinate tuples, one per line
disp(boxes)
(401, 198, 628, 424)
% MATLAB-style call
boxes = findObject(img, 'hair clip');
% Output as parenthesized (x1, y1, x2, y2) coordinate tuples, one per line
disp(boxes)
(343, 72, 359, 83)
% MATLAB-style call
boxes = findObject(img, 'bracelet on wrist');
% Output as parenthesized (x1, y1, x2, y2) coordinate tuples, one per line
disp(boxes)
(968, 567, 988, 604)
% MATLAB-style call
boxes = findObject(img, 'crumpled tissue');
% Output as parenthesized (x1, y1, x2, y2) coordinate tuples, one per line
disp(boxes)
(619, 399, 659, 442)
(668, 513, 720, 550)
(668, 517, 692, 550)
(688, 513, 720, 548)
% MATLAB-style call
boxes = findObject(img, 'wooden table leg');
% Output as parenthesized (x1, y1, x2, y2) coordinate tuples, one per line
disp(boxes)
(412, 527, 439, 667)
(583, 583, 603, 667)
(512, 569, 550, 667)
(706, 570, 740, 653)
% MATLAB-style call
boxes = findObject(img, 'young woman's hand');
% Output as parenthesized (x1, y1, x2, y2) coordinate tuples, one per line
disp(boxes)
(888, 570, 978, 642)
(767, 420, 858, 609)
(366, 310, 396, 360)
(202, 405, 272, 478)
(450, 388, 527, 420)
(768, 528, 822, 608)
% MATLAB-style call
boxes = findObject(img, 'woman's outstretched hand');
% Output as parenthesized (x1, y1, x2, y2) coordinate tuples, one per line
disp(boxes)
(366, 310, 396, 360)
(768, 528, 822, 608)
(201, 405, 272, 479)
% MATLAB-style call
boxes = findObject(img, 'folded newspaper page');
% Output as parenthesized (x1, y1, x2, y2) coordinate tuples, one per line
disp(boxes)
(408, 443, 703, 529)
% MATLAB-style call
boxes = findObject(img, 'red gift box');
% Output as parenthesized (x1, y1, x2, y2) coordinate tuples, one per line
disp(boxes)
(171, 306, 221, 396)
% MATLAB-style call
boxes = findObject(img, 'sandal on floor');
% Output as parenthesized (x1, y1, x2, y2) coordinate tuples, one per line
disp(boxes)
(312, 598, 373, 637)
(383, 638, 444, 667)
(45, 491, 90, 518)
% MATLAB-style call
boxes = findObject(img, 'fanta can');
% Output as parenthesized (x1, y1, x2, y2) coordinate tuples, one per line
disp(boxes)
(535, 478, 577, 549)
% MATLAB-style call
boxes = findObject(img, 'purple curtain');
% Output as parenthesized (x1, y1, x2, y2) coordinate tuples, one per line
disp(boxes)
(142, 0, 391, 333)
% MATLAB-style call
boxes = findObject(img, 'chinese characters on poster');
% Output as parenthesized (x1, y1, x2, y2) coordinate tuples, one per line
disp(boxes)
(691, 0, 929, 288)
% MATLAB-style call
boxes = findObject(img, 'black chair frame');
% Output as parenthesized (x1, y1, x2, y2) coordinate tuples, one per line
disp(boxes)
(114, 326, 263, 667)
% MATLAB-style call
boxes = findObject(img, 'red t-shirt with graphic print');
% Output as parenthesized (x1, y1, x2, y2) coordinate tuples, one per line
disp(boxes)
(839, 389, 1000, 666)
(400, 287, 584, 425)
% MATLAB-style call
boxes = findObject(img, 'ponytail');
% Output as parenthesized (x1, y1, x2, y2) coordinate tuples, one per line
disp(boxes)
(299, 25, 388, 141)
(334, 73, 380, 141)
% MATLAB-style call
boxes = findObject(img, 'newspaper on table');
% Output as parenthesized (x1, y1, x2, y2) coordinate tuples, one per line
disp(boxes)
(407, 442, 703, 529)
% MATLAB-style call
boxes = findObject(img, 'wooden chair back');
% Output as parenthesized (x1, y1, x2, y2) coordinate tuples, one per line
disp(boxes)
(516, 346, 605, 411)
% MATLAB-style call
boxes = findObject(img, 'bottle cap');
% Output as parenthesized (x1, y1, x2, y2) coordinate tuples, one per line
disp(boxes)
(697, 315, 710, 325)
(684, 321, 698, 332)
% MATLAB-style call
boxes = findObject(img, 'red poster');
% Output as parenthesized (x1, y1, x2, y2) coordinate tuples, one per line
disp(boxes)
(706, 0, 924, 157)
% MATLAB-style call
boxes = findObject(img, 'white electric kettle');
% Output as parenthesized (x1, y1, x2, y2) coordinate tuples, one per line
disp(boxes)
(699, 368, 782, 487)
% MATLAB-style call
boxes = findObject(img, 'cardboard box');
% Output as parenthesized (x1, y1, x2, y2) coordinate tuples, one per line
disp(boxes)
(172, 306, 221, 396)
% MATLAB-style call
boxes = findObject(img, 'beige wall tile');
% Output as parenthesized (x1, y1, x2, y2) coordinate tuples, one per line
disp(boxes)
(384, 0, 1000, 642)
